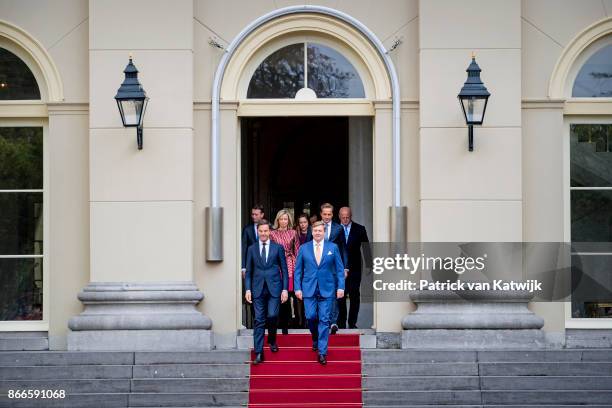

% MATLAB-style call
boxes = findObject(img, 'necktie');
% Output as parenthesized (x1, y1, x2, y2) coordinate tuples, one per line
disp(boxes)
(344, 225, 349, 243)
(254, 225, 258, 241)
(315, 242, 322, 265)
(325, 223, 329, 239)
(261, 242, 267, 262)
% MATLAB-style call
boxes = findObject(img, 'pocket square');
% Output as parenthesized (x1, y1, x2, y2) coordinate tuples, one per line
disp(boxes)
(327, 250, 333, 255)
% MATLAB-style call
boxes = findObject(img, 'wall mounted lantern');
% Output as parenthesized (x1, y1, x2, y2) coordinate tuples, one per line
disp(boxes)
(115, 56, 148, 150)
(458, 54, 490, 152)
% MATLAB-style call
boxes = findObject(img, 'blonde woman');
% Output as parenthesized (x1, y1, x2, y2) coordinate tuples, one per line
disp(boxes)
(270, 209, 300, 333)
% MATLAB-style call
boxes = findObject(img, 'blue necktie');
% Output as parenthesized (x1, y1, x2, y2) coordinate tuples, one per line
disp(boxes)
(344, 225, 349, 243)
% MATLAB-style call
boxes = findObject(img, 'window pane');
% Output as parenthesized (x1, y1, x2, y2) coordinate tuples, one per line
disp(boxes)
(0, 192, 43, 255)
(0, 127, 43, 189)
(0, 48, 41, 100)
(307, 43, 365, 98)
(572, 44, 612, 97)
(0, 258, 43, 321)
(247, 43, 304, 98)
(571, 190, 612, 242)
(571, 254, 612, 318)
(570, 124, 612, 187)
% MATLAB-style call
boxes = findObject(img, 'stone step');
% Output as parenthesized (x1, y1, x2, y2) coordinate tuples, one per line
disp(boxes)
(481, 375, 612, 390)
(0, 365, 133, 380)
(363, 390, 482, 405)
(0, 393, 128, 408)
(363, 376, 479, 391)
(0, 351, 133, 366)
(479, 362, 612, 376)
(128, 392, 248, 407)
(481, 390, 612, 405)
(130, 378, 249, 393)
(134, 351, 249, 365)
(363, 362, 478, 376)
(133, 363, 249, 378)
(478, 349, 612, 362)
(0, 332, 48, 352)
(362, 350, 477, 363)
(0, 379, 130, 393)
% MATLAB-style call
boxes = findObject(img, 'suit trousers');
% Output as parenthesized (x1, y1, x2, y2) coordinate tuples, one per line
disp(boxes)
(304, 286, 334, 356)
(252, 283, 280, 353)
(337, 283, 360, 328)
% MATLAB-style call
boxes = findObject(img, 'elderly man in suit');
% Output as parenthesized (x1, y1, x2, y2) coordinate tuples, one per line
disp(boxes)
(319, 203, 348, 334)
(294, 221, 345, 365)
(337, 206, 370, 329)
(245, 220, 288, 364)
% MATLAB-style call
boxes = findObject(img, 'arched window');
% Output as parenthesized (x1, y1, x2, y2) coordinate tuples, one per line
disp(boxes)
(566, 37, 612, 320)
(572, 44, 612, 97)
(0, 47, 41, 100)
(247, 42, 365, 99)
(0, 46, 44, 323)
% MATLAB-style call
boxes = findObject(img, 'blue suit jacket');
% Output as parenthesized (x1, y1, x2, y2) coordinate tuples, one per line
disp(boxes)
(245, 241, 288, 298)
(294, 240, 345, 298)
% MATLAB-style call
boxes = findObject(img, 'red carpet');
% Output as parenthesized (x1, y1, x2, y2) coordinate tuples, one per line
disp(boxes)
(249, 333, 362, 408)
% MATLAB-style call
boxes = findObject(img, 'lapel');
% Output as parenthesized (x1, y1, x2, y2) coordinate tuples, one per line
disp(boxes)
(346, 223, 354, 245)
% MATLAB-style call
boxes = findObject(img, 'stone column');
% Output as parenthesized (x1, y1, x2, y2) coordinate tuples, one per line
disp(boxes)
(403, 0, 544, 348)
(348, 116, 373, 234)
(68, 0, 212, 351)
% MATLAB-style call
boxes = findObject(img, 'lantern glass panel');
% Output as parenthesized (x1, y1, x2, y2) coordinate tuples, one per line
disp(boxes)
(119, 99, 144, 126)
(461, 97, 487, 125)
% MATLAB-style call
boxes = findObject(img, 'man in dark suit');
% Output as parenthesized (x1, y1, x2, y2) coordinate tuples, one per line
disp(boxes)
(320, 203, 348, 334)
(241, 204, 265, 278)
(241, 205, 265, 328)
(337, 207, 370, 329)
(244, 220, 288, 364)
(294, 221, 345, 365)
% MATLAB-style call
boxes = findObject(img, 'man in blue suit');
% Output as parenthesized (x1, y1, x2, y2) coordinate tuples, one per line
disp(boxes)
(294, 221, 345, 365)
(320, 203, 349, 334)
(245, 220, 288, 364)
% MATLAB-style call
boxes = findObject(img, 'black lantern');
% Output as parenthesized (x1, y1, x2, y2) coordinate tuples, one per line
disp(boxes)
(115, 57, 148, 150)
(458, 55, 490, 151)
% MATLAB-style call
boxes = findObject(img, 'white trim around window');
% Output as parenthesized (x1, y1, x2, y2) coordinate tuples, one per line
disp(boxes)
(0, 118, 49, 331)
(563, 115, 612, 329)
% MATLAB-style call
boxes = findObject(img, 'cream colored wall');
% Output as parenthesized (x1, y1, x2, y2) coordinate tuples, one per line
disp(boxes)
(521, 1, 610, 332)
(88, 0, 194, 283)
(522, 0, 610, 99)
(419, 0, 523, 242)
(0, 0, 90, 348)
(48, 106, 90, 349)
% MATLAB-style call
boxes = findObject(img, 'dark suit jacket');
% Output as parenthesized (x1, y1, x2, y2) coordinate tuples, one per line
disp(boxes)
(326, 221, 348, 269)
(241, 223, 258, 269)
(244, 241, 288, 298)
(343, 222, 370, 287)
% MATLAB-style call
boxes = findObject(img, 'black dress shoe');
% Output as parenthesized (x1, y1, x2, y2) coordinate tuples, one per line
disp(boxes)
(312, 341, 318, 352)
(318, 354, 327, 365)
(270, 343, 279, 353)
(253, 352, 264, 364)
(348, 324, 358, 329)
(282, 328, 289, 335)
(330, 324, 338, 335)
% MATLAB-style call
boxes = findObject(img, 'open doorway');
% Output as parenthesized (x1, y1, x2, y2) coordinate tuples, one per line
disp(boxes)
(240, 116, 373, 330)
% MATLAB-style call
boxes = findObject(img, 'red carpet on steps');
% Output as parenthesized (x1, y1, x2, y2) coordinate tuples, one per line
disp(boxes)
(249, 333, 362, 408)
